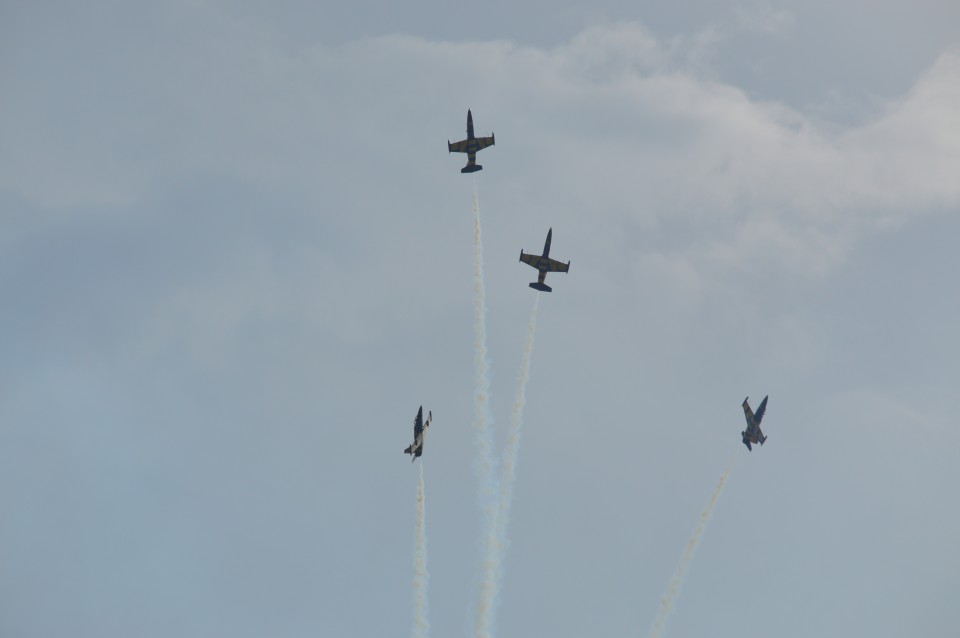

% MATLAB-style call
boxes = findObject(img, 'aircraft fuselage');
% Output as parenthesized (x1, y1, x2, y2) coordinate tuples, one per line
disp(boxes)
(458, 111, 487, 154)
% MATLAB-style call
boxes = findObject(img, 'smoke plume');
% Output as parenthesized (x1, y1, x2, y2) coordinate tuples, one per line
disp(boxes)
(496, 294, 540, 566)
(412, 463, 429, 638)
(471, 181, 500, 638)
(648, 463, 734, 638)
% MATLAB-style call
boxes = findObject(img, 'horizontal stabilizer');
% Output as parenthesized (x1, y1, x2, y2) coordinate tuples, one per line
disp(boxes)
(404, 445, 413, 454)
(461, 164, 483, 173)
(529, 282, 552, 292)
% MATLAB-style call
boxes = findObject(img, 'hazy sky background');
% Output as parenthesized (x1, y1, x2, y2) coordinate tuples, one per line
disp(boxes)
(1, 1, 959, 637)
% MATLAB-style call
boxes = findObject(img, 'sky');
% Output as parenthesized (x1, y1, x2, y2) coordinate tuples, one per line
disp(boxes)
(1, 1, 959, 636)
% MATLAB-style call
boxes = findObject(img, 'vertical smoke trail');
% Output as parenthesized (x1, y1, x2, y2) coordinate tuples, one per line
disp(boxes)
(496, 294, 540, 562)
(648, 463, 734, 638)
(412, 463, 430, 638)
(471, 180, 500, 638)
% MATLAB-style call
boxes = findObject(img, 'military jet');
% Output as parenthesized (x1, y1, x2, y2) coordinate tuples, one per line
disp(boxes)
(448, 109, 495, 173)
(520, 228, 570, 292)
(741, 395, 768, 451)
(404, 406, 433, 461)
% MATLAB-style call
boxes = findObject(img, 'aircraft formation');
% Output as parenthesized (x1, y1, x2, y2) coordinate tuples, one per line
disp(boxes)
(406, 108, 770, 460)
(402, 109, 774, 638)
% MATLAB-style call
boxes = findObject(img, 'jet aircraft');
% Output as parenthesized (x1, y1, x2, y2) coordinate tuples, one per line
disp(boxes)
(741, 395, 768, 451)
(404, 405, 433, 461)
(448, 109, 495, 173)
(520, 228, 570, 292)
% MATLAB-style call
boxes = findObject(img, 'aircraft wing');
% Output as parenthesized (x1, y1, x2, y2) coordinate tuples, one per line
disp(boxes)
(520, 253, 544, 268)
(475, 135, 494, 150)
(754, 397, 768, 424)
(413, 408, 424, 438)
(742, 401, 755, 425)
(543, 257, 569, 273)
(448, 139, 469, 153)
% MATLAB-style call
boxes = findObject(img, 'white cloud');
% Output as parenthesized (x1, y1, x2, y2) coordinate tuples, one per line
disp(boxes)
(2, 19, 956, 337)
(3, 20, 957, 347)
(733, 1, 796, 35)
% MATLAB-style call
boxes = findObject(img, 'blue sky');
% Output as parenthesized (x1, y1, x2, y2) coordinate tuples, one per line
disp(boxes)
(1, 2, 959, 637)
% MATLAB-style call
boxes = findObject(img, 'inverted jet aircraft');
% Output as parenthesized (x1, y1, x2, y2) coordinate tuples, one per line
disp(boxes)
(741, 395, 768, 451)
(448, 109, 495, 173)
(520, 228, 570, 292)
(404, 405, 433, 461)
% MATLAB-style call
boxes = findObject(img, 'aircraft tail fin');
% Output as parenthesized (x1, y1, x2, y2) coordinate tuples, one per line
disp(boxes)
(529, 282, 552, 292)
(404, 445, 414, 455)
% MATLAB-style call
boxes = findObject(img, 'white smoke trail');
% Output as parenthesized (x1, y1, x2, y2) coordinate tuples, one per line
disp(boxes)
(471, 180, 499, 638)
(648, 462, 735, 638)
(496, 294, 540, 566)
(412, 463, 430, 638)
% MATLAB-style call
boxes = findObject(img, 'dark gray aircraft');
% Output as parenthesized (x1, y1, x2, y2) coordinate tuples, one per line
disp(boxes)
(741, 395, 768, 451)
(520, 228, 570, 292)
(448, 109, 495, 173)
(404, 406, 433, 461)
